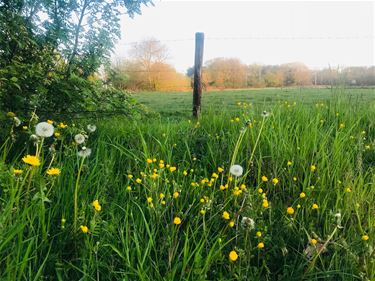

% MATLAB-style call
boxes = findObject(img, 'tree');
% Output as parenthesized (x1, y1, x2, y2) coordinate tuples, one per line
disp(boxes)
(128, 38, 169, 89)
(0, 0, 153, 112)
(204, 58, 247, 89)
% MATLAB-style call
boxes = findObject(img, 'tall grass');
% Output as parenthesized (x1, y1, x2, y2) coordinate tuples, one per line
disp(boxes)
(0, 92, 374, 280)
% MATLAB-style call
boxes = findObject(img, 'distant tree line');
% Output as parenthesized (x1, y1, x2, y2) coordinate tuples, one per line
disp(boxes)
(110, 39, 375, 91)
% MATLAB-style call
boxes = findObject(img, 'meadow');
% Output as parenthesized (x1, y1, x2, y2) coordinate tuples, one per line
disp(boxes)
(0, 87, 374, 280)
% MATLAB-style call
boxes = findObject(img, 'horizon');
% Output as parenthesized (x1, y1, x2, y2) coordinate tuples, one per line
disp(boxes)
(113, 1, 375, 73)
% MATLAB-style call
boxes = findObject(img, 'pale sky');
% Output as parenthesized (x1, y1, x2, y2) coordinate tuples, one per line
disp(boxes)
(113, 1, 375, 73)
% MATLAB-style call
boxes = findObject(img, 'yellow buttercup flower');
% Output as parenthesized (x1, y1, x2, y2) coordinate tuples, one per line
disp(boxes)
(312, 203, 319, 210)
(173, 191, 180, 199)
(46, 167, 61, 176)
(261, 176, 268, 182)
(362, 235, 369, 241)
(22, 155, 41, 167)
(256, 231, 262, 237)
(258, 188, 263, 194)
(169, 166, 177, 172)
(146, 158, 153, 164)
(262, 199, 269, 208)
(257, 242, 265, 249)
(92, 199, 102, 212)
(229, 220, 235, 228)
(173, 217, 181, 225)
(287, 207, 295, 215)
(47, 119, 54, 124)
(159, 193, 165, 199)
(222, 211, 230, 220)
(217, 167, 224, 173)
(183, 170, 188, 176)
(136, 178, 142, 184)
(272, 178, 279, 185)
(310, 165, 316, 172)
(80, 225, 89, 233)
(58, 122, 68, 129)
(147, 197, 153, 203)
(229, 250, 238, 262)
(299, 192, 306, 199)
(287, 161, 292, 166)
(310, 239, 318, 246)
(13, 169, 23, 176)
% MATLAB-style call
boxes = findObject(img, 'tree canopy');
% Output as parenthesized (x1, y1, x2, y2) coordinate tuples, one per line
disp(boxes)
(0, 0, 153, 113)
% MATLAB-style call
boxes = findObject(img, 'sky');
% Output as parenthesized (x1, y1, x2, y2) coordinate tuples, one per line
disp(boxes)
(113, 1, 375, 73)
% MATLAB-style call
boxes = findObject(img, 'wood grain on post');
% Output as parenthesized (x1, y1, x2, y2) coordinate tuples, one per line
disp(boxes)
(193, 32, 204, 118)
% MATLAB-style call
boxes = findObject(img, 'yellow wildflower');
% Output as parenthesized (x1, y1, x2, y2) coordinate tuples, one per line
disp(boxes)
(159, 193, 165, 199)
(229, 220, 235, 228)
(287, 207, 295, 215)
(173, 191, 180, 199)
(46, 167, 61, 176)
(146, 158, 153, 164)
(258, 188, 263, 194)
(22, 126, 28, 130)
(22, 155, 40, 167)
(310, 165, 316, 172)
(287, 161, 292, 166)
(169, 166, 177, 172)
(262, 199, 269, 208)
(312, 203, 319, 210)
(47, 120, 54, 124)
(222, 211, 230, 220)
(261, 176, 268, 182)
(256, 231, 262, 237)
(310, 239, 318, 246)
(218, 167, 224, 173)
(272, 178, 279, 185)
(147, 197, 153, 203)
(92, 199, 102, 212)
(126, 186, 132, 191)
(183, 170, 188, 176)
(229, 250, 238, 262)
(80, 225, 89, 233)
(257, 242, 265, 249)
(13, 169, 23, 176)
(299, 192, 306, 199)
(173, 217, 181, 225)
(136, 178, 142, 184)
(58, 122, 68, 129)
(362, 235, 369, 241)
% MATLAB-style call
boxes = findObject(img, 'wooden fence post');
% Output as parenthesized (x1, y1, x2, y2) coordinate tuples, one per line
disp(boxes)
(193, 32, 204, 118)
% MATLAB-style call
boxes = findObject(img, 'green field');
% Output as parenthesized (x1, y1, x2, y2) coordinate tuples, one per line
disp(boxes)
(1, 87, 374, 280)
(132, 87, 375, 117)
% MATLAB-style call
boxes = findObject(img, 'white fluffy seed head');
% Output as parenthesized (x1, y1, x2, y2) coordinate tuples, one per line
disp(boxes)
(74, 134, 85, 144)
(35, 122, 54, 138)
(230, 164, 243, 177)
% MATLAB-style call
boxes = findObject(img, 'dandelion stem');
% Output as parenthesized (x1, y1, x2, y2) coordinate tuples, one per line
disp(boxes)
(74, 157, 85, 231)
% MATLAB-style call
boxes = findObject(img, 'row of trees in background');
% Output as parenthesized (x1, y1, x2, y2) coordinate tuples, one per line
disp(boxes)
(109, 39, 375, 91)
